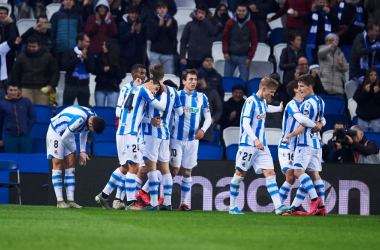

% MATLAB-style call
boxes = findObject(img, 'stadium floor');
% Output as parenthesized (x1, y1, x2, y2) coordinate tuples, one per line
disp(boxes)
(0, 205, 379, 250)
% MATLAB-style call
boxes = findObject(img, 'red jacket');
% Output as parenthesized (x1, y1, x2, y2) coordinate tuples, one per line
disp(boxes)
(271, 0, 313, 29)
(84, 14, 117, 54)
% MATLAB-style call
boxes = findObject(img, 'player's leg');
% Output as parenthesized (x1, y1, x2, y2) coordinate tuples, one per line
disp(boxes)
(278, 148, 295, 203)
(307, 148, 326, 215)
(51, 158, 69, 208)
(157, 139, 173, 210)
(114, 165, 129, 209)
(279, 170, 295, 203)
(135, 165, 151, 206)
(63, 151, 84, 209)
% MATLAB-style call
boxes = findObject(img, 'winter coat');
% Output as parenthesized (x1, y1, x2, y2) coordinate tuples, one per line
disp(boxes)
(94, 52, 125, 92)
(0, 22, 21, 74)
(220, 97, 246, 130)
(197, 66, 225, 101)
(270, 0, 313, 29)
(246, 0, 273, 21)
(318, 45, 349, 95)
(146, 0, 177, 18)
(61, 48, 95, 86)
(84, 0, 118, 55)
(50, 5, 84, 53)
(0, 94, 36, 139)
(9, 47, 60, 90)
(279, 46, 306, 85)
(21, 28, 58, 58)
(353, 83, 380, 121)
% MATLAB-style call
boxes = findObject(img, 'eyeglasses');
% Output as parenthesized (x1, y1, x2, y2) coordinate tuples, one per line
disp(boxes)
(204, 59, 213, 62)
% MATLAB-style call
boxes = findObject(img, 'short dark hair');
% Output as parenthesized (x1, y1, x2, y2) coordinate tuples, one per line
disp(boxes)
(163, 79, 178, 90)
(76, 32, 88, 44)
(366, 22, 379, 32)
(91, 117, 106, 134)
(145, 77, 160, 86)
(288, 30, 301, 45)
(197, 3, 209, 14)
(149, 64, 164, 81)
(27, 34, 42, 46)
(296, 56, 309, 66)
(157, 0, 168, 8)
(36, 15, 48, 23)
(0, 6, 9, 14)
(299, 74, 315, 87)
(286, 80, 299, 97)
(7, 82, 20, 89)
(131, 64, 145, 74)
(181, 69, 197, 81)
(334, 121, 346, 127)
(129, 5, 140, 14)
(236, 3, 249, 11)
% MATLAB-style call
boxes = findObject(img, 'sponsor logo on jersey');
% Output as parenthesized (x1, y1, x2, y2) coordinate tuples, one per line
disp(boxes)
(256, 113, 266, 120)
(303, 110, 310, 116)
(183, 107, 200, 113)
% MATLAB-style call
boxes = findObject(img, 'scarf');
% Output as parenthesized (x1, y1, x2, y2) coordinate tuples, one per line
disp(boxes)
(306, 12, 331, 49)
(337, 2, 365, 27)
(157, 13, 169, 21)
(360, 31, 377, 70)
(72, 46, 89, 80)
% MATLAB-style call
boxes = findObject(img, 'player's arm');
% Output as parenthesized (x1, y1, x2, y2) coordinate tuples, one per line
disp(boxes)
(293, 113, 318, 128)
(173, 90, 183, 116)
(142, 116, 161, 127)
(115, 87, 127, 118)
(61, 129, 76, 153)
(241, 99, 264, 149)
(79, 131, 90, 166)
(195, 95, 212, 139)
(61, 116, 85, 154)
(142, 88, 167, 111)
(282, 125, 306, 143)
(267, 102, 283, 113)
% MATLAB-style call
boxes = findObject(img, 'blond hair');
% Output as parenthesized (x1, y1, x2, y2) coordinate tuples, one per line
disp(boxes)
(259, 77, 279, 89)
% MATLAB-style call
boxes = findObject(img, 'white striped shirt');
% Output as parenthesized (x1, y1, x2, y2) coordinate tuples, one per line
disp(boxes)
(279, 99, 302, 150)
(116, 81, 134, 118)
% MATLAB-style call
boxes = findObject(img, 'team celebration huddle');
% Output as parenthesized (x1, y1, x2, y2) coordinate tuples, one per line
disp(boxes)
(47, 63, 326, 216)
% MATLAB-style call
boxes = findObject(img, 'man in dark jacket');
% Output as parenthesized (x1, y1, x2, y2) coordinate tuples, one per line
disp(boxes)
(62, 33, 95, 107)
(197, 54, 224, 102)
(223, 3, 258, 83)
(322, 121, 345, 162)
(220, 84, 245, 131)
(246, 0, 273, 43)
(9, 34, 59, 105)
(180, 4, 219, 70)
(0, 84, 36, 153)
(21, 15, 58, 58)
(146, 0, 177, 18)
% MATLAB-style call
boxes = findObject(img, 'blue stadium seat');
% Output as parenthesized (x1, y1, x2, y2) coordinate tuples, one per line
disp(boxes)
(32, 138, 46, 153)
(222, 77, 245, 93)
(248, 78, 262, 95)
(55, 105, 70, 115)
(213, 127, 220, 144)
(269, 28, 284, 47)
(352, 116, 358, 125)
(364, 132, 380, 146)
(321, 96, 345, 114)
(340, 46, 352, 64)
(91, 124, 117, 142)
(33, 104, 53, 123)
(198, 144, 223, 160)
(322, 114, 350, 133)
(226, 144, 239, 160)
(93, 140, 117, 157)
(92, 106, 116, 125)
(268, 145, 279, 161)
(30, 122, 50, 138)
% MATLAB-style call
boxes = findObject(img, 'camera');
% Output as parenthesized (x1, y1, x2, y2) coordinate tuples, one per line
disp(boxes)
(333, 128, 357, 143)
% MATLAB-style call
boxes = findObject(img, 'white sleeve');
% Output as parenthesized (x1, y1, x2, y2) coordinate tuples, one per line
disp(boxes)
(174, 107, 183, 116)
(0, 41, 10, 54)
(320, 117, 326, 126)
(242, 117, 258, 141)
(142, 116, 150, 124)
(200, 108, 212, 132)
(267, 105, 282, 113)
(79, 131, 89, 153)
(61, 129, 76, 153)
(149, 92, 167, 111)
(116, 87, 128, 117)
(293, 113, 317, 128)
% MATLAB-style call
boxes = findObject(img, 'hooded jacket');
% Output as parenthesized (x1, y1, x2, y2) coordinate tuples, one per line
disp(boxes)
(84, 0, 118, 55)
(353, 83, 380, 121)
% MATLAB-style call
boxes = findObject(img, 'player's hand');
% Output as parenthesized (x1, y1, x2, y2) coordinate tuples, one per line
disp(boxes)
(312, 121, 323, 132)
(282, 136, 290, 144)
(374, 86, 379, 93)
(133, 78, 142, 86)
(224, 54, 230, 61)
(150, 116, 161, 126)
(79, 152, 90, 166)
(345, 135, 353, 144)
(280, 101, 283, 111)
(244, 59, 251, 70)
(180, 58, 187, 65)
(254, 139, 264, 150)
(365, 84, 371, 92)
(230, 110, 236, 120)
(195, 129, 204, 140)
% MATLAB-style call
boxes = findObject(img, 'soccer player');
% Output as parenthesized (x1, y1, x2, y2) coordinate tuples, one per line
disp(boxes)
(96, 77, 167, 210)
(169, 69, 211, 211)
(229, 77, 287, 215)
(48, 105, 105, 208)
(282, 74, 326, 216)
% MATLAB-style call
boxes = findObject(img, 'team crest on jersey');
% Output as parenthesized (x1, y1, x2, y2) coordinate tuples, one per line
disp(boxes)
(195, 97, 199, 102)
(134, 154, 137, 158)
(242, 162, 246, 166)
(54, 150, 57, 154)
(289, 161, 292, 164)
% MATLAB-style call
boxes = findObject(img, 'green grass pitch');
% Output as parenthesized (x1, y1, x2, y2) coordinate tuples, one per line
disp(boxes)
(1, 205, 379, 250)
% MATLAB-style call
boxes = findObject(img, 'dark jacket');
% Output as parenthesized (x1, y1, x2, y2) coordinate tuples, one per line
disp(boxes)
(322, 138, 341, 162)
(147, 12, 178, 55)
(146, 0, 177, 18)
(280, 46, 307, 86)
(50, 5, 84, 53)
(337, 136, 380, 163)
(223, 13, 258, 60)
(197, 66, 224, 101)
(220, 96, 245, 130)
(94, 52, 125, 92)
(270, 0, 313, 29)
(61, 48, 95, 86)
(212, 13, 230, 41)
(0, 22, 22, 74)
(9, 47, 60, 90)
(180, 14, 219, 61)
(246, 0, 273, 20)
(21, 28, 58, 58)
(266, 99, 282, 129)
(0, 94, 36, 139)
(353, 83, 380, 121)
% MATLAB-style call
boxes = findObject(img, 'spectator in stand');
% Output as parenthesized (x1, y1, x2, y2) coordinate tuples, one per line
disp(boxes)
(147, 1, 177, 74)
(335, 0, 367, 46)
(0, 84, 36, 154)
(61, 33, 95, 107)
(94, 38, 125, 107)
(21, 15, 58, 58)
(50, 0, 84, 68)
(349, 22, 380, 80)
(268, 0, 313, 49)
(180, 4, 218, 70)
(353, 68, 380, 132)
(84, 0, 117, 55)
(16, 0, 46, 20)
(246, 0, 273, 43)
(365, 0, 380, 28)
(196, 0, 221, 8)
(74, 0, 94, 23)
(0, 33, 18, 102)
(146, 0, 177, 18)
(220, 84, 245, 131)
(266, 72, 283, 129)
(9, 35, 59, 105)
(197, 71, 222, 143)
(107, 0, 121, 20)
(336, 125, 380, 164)
(122, 0, 150, 24)
(223, 3, 258, 83)
(197, 54, 224, 102)
(322, 121, 345, 162)
(118, 6, 147, 74)
(318, 33, 349, 96)
(212, 3, 230, 41)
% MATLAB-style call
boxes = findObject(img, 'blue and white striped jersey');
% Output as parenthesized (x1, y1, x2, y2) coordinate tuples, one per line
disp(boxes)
(142, 86, 182, 140)
(171, 90, 209, 141)
(117, 85, 167, 136)
(239, 93, 268, 147)
(116, 81, 134, 118)
(296, 94, 325, 148)
(279, 99, 302, 150)
(50, 105, 95, 136)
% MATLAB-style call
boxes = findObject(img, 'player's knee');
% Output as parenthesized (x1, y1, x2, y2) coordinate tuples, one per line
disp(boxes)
(263, 169, 276, 177)
(119, 165, 129, 174)
(182, 168, 192, 177)
(286, 175, 296, 185)
(235, 169, 246, 177)
(170, 166, 179, 177)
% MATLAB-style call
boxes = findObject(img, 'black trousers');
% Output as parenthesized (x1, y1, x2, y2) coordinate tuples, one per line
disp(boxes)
(63, 83, 90, 107)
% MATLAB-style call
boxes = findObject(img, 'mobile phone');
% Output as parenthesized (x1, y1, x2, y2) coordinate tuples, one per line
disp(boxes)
(315, 5, 324, 11)
(41, 23, 51, 29)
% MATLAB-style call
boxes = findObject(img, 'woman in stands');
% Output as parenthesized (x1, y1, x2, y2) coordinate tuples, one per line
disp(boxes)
(353, 68, 380, 132)
(94, 38, 125, 107)
(212, 4, 230, 41)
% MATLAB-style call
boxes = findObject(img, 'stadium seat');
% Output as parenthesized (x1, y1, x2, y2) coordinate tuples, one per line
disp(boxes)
(213, 127, 220, 144)
(268, 145, 279, 161)
(249, 61, 274, 79)
(174, 7, 193, 27)
(274, 43, 287, 82)
(89, 74, 96, 107)
(226, 144, 239, 160)
(322, 114, 350, 133)
(55, 105, 70, 115)
(364, 132, 380, 146)
(93, 140, 117, 157)
(30, 122, 50, 138)
(198, 144, 223, 160)
(0, 160, 21, 205)
(348, 98, 357, 120)
(92, 106, 116, 125)
(33, 104, 53, 123)
(120, 73, 133, 88)
(269, 28, 284, 47)
(267, 13, 283, 30)
(340, 46, 352, 64)
(212, 41, 224, 75)
(163, 74, 181, 89)
(223, 127, 240, 147)
(224, 93, 232, 102)
(46, 3, 61, 20)
(322, 130, 334, 145)
(175, 0, 196, 8)
(32, 138, 47, 154)
(16, 19, 37, 36)
(309, 64, 319, 73)
(248, 78, 262, 95)
(345, 80, 358, 100)
(222, 77, 245, 93)
(252, 43, 271, 61)
(265, 128, 282, 146)
(321, 96, 345, 114)
(214, 60, 226, 76)
(91, 124, 117, 142)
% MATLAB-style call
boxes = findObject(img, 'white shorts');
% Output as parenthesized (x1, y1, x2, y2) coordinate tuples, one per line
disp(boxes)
(143, 135, 170, 163)
(116, 134, 142, 165)
(293, 146, 322, 172)
(169, 139, 199, 169)
(139, 141, 146, 167)
(46, 125, 75, 160)
(278, 148, 294, 174)
(235, 146, 274, 174)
